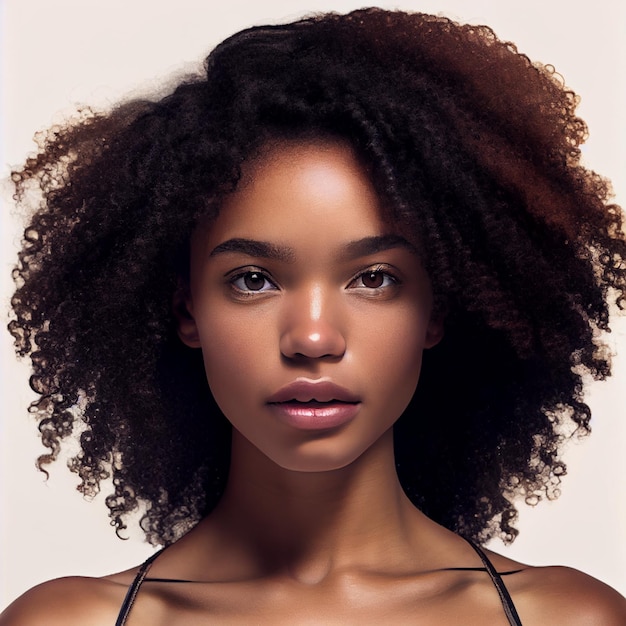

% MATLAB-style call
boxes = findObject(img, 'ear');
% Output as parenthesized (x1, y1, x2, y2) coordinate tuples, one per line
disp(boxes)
(172, 284, 201, 348)
(424, 314, 445, 349)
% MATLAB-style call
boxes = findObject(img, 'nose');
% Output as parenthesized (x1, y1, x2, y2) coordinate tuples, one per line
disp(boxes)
(279, 285, 346, 360)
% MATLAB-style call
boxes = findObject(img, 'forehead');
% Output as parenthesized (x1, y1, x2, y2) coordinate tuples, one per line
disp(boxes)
(198, 140, 391, 251)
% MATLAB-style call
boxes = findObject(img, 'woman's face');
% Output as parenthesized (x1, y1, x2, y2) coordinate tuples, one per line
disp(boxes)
(178, 140, 442, 472)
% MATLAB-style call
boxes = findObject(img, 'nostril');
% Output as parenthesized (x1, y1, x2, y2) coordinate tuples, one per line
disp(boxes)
(291, 351, 342, 360)
(279, 325, 347, 360)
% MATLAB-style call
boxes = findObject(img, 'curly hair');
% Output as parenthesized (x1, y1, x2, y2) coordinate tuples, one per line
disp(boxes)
(9, 8, 626, 546)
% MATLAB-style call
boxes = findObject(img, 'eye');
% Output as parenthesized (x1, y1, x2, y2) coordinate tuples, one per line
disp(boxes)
(230, 270, 278, 293)
(349, 266, 399, 291)
(359, 271, 386, 289)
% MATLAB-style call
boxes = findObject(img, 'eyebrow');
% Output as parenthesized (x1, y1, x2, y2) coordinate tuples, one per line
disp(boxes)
(208, 234, 416, 262)
(342, 234, 417, 259)
(209, 238, 295, 261)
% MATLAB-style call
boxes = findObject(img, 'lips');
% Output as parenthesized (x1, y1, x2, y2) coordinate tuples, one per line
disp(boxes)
(266, 379, 360, 404)
(267, 379, 361, 430)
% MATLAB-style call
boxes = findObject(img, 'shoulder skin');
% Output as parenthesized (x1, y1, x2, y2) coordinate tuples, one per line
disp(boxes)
(0, 576, 128, 626)
(509, 564, 626, 625)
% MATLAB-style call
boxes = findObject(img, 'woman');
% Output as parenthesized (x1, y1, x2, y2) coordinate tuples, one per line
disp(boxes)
(2, 7, 625, 624)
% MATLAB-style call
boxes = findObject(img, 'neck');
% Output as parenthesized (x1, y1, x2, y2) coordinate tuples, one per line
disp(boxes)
(205, 429, 430, 581)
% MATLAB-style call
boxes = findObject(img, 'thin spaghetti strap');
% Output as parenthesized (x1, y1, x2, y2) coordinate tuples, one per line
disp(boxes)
(462, 537, 523, 626)
(114, 548, 166, 626)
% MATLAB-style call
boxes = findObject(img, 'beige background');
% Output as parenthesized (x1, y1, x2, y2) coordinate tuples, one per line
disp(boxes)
(2, 0, 625, 608)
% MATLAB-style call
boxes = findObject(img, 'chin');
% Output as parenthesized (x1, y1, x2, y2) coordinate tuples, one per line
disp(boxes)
(265, 438, 381, 474)
(276, 456, 358, 474)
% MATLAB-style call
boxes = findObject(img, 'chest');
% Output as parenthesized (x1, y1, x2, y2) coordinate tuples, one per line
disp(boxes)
(124, 572, 516, 625)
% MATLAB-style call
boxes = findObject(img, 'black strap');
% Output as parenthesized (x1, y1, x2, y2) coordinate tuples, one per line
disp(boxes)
(463, 538, 523, 626)
(114, 548, 164, 626)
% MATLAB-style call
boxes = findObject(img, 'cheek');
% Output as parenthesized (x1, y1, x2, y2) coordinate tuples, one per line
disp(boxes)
(197, 308, 272, 412)
(367, 306, 429, 410)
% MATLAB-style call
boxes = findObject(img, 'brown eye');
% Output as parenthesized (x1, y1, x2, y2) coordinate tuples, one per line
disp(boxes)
(230, 270, 278, 293)
(349, 267, 398, 292)
(243, 272, 266, 290)
(362, 271, 384, 288)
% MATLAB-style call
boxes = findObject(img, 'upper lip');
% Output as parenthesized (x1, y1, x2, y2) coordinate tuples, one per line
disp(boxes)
(267, 379, 360, 404)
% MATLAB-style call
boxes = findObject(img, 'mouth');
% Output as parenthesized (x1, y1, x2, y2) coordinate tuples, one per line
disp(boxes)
(268, 400, 361, 430)
(267, 379, 360, 404)
(267, 380, 361, 430)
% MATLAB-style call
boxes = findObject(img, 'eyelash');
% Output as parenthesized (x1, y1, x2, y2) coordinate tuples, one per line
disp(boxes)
(226, 264, 400, 296)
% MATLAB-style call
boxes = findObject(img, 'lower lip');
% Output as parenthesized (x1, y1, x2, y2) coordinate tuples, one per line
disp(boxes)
(268, 402, 360, 430)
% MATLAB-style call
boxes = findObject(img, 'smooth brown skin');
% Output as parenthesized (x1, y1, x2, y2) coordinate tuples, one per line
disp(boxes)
(2, 142, 625, 625)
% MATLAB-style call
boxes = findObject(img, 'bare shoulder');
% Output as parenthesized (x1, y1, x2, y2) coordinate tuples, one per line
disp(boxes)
(0, 575, 129, 626)
(510, 564, 626, 625)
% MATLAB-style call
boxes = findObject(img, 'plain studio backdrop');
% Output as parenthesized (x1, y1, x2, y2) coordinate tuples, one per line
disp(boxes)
(1, 0, 625, 609)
